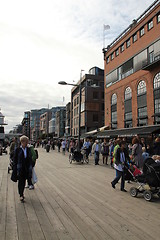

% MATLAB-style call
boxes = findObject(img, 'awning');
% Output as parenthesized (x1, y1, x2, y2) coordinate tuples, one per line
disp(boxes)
(81, 125, 109, 138)
(97, 125, 160, 138)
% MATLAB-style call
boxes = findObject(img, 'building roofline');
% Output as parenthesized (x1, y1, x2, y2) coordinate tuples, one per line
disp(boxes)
(103, 0, 160, 54)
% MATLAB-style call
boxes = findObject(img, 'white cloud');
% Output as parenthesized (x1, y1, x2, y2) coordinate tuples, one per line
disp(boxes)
(0, 0, 154, 132)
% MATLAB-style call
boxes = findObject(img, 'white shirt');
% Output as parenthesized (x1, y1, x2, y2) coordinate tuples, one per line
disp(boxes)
(21, 146, 27, 158)
(114, 152, 125, 172)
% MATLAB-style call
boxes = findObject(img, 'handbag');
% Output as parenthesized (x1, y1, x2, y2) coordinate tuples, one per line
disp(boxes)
(32, 167, 38, 184)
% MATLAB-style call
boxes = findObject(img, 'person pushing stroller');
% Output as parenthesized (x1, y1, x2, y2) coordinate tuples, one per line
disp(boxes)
(111, 140, 130, 192)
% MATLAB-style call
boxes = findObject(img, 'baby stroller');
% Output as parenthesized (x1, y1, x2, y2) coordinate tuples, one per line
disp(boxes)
(69, 149, 83, 164)
(127, 158, 160, 201)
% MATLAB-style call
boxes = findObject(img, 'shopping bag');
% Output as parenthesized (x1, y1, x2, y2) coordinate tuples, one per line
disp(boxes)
(32, 167, 38, 184)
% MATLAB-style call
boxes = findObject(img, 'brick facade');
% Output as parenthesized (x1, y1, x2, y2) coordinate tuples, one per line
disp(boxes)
(104, 1, 160, 129)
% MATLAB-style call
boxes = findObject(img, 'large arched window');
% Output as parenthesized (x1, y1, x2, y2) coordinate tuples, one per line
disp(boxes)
(153, 73, 160, 124)
(124, 87, 132, 128)
(137, 80, 147, 126)
(111, 93, 117, 129)
(125, 86, 132, 100)
(137, 80, 146, 95)
(111, 93, 117, 104)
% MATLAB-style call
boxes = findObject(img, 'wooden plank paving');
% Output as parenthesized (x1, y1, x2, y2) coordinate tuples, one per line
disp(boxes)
(0, 147, 160, 240)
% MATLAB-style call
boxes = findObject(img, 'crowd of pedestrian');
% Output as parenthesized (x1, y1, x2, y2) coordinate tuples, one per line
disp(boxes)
(8, 134, 160, 200)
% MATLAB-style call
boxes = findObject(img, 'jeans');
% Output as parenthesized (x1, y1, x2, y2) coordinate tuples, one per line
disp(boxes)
(94, 151, 99, 165)
(111, 170, 125, 190)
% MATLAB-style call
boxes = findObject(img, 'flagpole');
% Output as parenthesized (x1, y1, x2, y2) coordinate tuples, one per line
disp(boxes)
(103, 25, 105, 49)
(103, 24, 110, 49)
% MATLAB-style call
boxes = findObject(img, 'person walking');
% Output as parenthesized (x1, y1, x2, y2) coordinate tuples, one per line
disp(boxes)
(101, 139, 109, 165)
(26, 143, 37, 190)
(11, 135, 32, 202)
(92, 140, 101, 165)
(82, 138, 91, 160)
(111, 140, 130, 192)
(62, 139, 66, 155)
(57, 139, 61, 152)
(153, 137, 160, 156)
(9, 137, 18, 160)
(132, 137, 143, 169)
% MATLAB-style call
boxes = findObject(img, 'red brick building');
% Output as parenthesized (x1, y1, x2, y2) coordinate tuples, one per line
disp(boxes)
(103, 0, 160, 129)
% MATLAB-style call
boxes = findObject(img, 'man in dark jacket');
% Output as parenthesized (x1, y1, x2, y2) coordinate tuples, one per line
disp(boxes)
(111, 140, 130, 192)
(11, 135, 32, 202)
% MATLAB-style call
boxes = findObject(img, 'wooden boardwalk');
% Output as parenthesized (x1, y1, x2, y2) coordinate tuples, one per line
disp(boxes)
(0, 148, 160, 240)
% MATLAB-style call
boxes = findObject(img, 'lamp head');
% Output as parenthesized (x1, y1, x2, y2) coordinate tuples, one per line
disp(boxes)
(58, 81, 67, 85)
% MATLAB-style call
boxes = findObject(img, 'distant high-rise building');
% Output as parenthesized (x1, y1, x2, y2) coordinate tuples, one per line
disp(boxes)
(55, 108, 66, 137)
(22, 111, 30, 138)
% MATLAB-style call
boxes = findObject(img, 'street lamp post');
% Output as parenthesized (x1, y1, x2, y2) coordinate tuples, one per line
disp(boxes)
(58, 70, 84, 152)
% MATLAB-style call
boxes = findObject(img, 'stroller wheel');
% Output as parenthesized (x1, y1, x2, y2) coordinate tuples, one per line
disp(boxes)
(143, 190, 152, 201)
(130, 187, 138, 197)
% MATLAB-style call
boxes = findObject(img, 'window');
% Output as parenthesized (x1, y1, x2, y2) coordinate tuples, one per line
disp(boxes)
(77, 96, 79, 105)
(137, 81, 147, 126)
(154, 73, 160, 124)
(125, 87, 132, 100)
(137, 81, 146, 95)
(93, 114, 98, 122)
(124, 112, 132, 128)
(106, 57, 110, 63)
(132, 33, 137, 43)
(111, 52, 114, 60)
(149, 51, 154, 63)
(140, 27, 145, 37)
(115, 48, 119, 56)
(138, 107, 148, 126)
(148, 19, 153, 30)
(111, 93, 117, 105)
(155, 99, 160, 114)
(157, 13, 160, 23)
(126, 38, 130, 48)
(154, 72, 160, 89)
(120, 44, 124, 52)
(111, 93, 117, 129)
(124, 87, 132, 128)
(93, 91, 99, 99)
(121, 58, 133, 79)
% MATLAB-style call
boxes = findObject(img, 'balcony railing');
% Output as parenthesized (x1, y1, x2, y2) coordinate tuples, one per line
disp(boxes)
(104, 0, 160, 52)
(142, 52, 160, 69)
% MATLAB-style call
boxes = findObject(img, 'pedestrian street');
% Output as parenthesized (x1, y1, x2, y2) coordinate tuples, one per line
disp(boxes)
(0, 148, 160, 240)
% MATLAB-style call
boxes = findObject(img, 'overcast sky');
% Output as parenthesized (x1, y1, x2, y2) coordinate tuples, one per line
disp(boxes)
(0, 0, 154, 133)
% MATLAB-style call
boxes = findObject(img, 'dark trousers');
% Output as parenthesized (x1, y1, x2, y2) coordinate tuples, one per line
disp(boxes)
(94, 151, 99, 165)
(18, 176, 26, 197)
(86, 149, 90, 159)
(112, 170, 125, 190)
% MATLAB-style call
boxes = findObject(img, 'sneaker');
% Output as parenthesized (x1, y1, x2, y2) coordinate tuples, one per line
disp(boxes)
(111, 182, 115, 189)
(25, 185, 29, 188)
(29, 185, 34, 190)
(20, 196, 25, 202)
